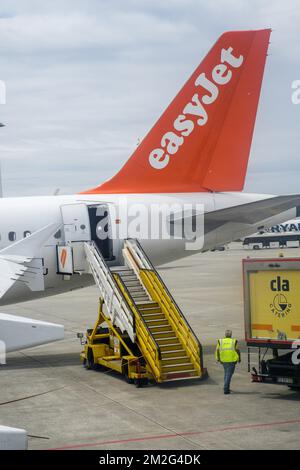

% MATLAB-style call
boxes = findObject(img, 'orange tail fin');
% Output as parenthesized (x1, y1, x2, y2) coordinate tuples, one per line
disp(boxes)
(83, 29, 271, 194)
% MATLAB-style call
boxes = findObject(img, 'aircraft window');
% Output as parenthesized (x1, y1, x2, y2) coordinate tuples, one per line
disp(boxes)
(9, 231, 16, 241)
(24, 230, 31, 238)
(54, 230, 61, 239)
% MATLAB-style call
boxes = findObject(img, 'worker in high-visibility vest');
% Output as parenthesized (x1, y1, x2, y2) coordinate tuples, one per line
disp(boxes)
(215, 330, 241, 394)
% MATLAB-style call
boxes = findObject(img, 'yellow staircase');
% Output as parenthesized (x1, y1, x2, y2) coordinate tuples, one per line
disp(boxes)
(111, 239, 204, 383)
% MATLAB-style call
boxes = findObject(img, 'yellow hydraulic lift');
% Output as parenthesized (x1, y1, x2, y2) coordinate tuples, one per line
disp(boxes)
(79, 239, 207, 386)
(80, 298, 152, 386)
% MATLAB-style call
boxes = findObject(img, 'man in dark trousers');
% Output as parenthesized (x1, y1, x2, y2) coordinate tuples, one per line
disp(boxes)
(215, 330, 241, 394)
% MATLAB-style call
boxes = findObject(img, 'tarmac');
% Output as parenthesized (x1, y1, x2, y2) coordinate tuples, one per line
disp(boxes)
(1, 243, 300, 450)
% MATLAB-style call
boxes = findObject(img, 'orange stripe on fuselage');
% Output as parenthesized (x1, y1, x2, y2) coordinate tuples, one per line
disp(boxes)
(60, 248, 67, 268)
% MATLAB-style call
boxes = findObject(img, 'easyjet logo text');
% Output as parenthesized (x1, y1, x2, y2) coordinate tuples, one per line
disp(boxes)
(149, 46, 243, 170)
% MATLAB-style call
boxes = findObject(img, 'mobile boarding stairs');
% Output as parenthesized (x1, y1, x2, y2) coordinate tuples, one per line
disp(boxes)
(79, 239, 206, 386)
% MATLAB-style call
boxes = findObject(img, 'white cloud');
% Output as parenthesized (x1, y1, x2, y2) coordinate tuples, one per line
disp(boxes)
(0, 11, 194, 52)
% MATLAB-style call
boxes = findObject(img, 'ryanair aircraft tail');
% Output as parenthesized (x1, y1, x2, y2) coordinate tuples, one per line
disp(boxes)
(83, 29, 271, 194)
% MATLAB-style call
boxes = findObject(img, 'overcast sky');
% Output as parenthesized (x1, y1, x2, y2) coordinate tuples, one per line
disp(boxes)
(0, 0, 299, 197)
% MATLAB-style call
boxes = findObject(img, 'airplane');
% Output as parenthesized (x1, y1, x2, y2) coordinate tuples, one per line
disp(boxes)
(0, 28, 299, 316)
(241, 217, 300, 249)
(264, 219, 300, 233)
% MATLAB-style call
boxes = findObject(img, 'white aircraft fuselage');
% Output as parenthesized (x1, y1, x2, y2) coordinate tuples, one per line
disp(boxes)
(0, 191, 295, 305)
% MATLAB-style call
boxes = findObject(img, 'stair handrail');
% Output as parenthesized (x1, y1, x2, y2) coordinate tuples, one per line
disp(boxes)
(141, 270, 202, 372)
(84, 241, 135, 342)
(125, 238, 203, 372)
(125, 238, 202, 352)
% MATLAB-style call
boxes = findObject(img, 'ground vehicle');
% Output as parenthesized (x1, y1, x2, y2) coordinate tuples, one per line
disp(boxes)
(243, 233, 300, 250)
(243, 257, 300, 389)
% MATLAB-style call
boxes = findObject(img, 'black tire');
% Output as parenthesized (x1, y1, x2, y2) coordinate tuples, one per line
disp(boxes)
(123, 364, 134, 384)
(288, 385, 300, 391)
(126, 375, 134, 384)
(134, 378, 148, 388)
(86, 348, 95, 370)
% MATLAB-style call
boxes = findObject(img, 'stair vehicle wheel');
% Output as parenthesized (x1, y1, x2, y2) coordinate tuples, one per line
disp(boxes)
(124, 364, 134, 384)
(126, 375, 134, 385)
(134, 378, 148, 388)
(86, 348, 95, 370)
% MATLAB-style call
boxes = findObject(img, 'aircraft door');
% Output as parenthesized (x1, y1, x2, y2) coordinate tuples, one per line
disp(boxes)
(60, 203, 91, 242)
(88, 204, 113, 260)
(59, 203, 92, 274)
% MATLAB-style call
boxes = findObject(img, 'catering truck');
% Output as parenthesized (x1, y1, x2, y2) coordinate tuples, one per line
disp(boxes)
(243, 257, 300, 389)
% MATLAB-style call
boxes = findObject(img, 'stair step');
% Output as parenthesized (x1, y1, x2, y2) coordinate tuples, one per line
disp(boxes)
(127, 286, 145, 292)
(127, 288, 149, 298)
(152, 331, 174, 339)
(130, 294, 148, 299)
(117, 273, 135, 279)
(155, 335, 178, 343)
(161, 356, 189, 365)
(110, 266, 132, 272)
(148, 324, 170, 331)
(131, 296, 150, 302)
(130, 290, 148, 296)
(120, 275, 138, 281)
(161, 349, 186, 358)
(158, 341, 182, 349)
(144, 319, 169, 327)
(122, 280, 141, 286)
(138, 302, 159, 309)
(140, 308, 162, 316)
(162, 363, 195, 372)
(141, 310, 163, 315)
(156, 340, 181, 354)
(134, 301, 151, 307)
(132, 296, 150, 302)
(162, 370, 200, 382)
(143, 313, 164, 318)
(156, 336, 179, 342)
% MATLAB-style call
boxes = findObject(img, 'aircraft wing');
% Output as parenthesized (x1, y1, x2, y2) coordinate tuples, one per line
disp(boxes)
(170, 195, 300, 237)
(204, 195, 300, 233)
(0, 313, 64, 353)
(0, 223, 64, 353)
(0, 223, 60, 299)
